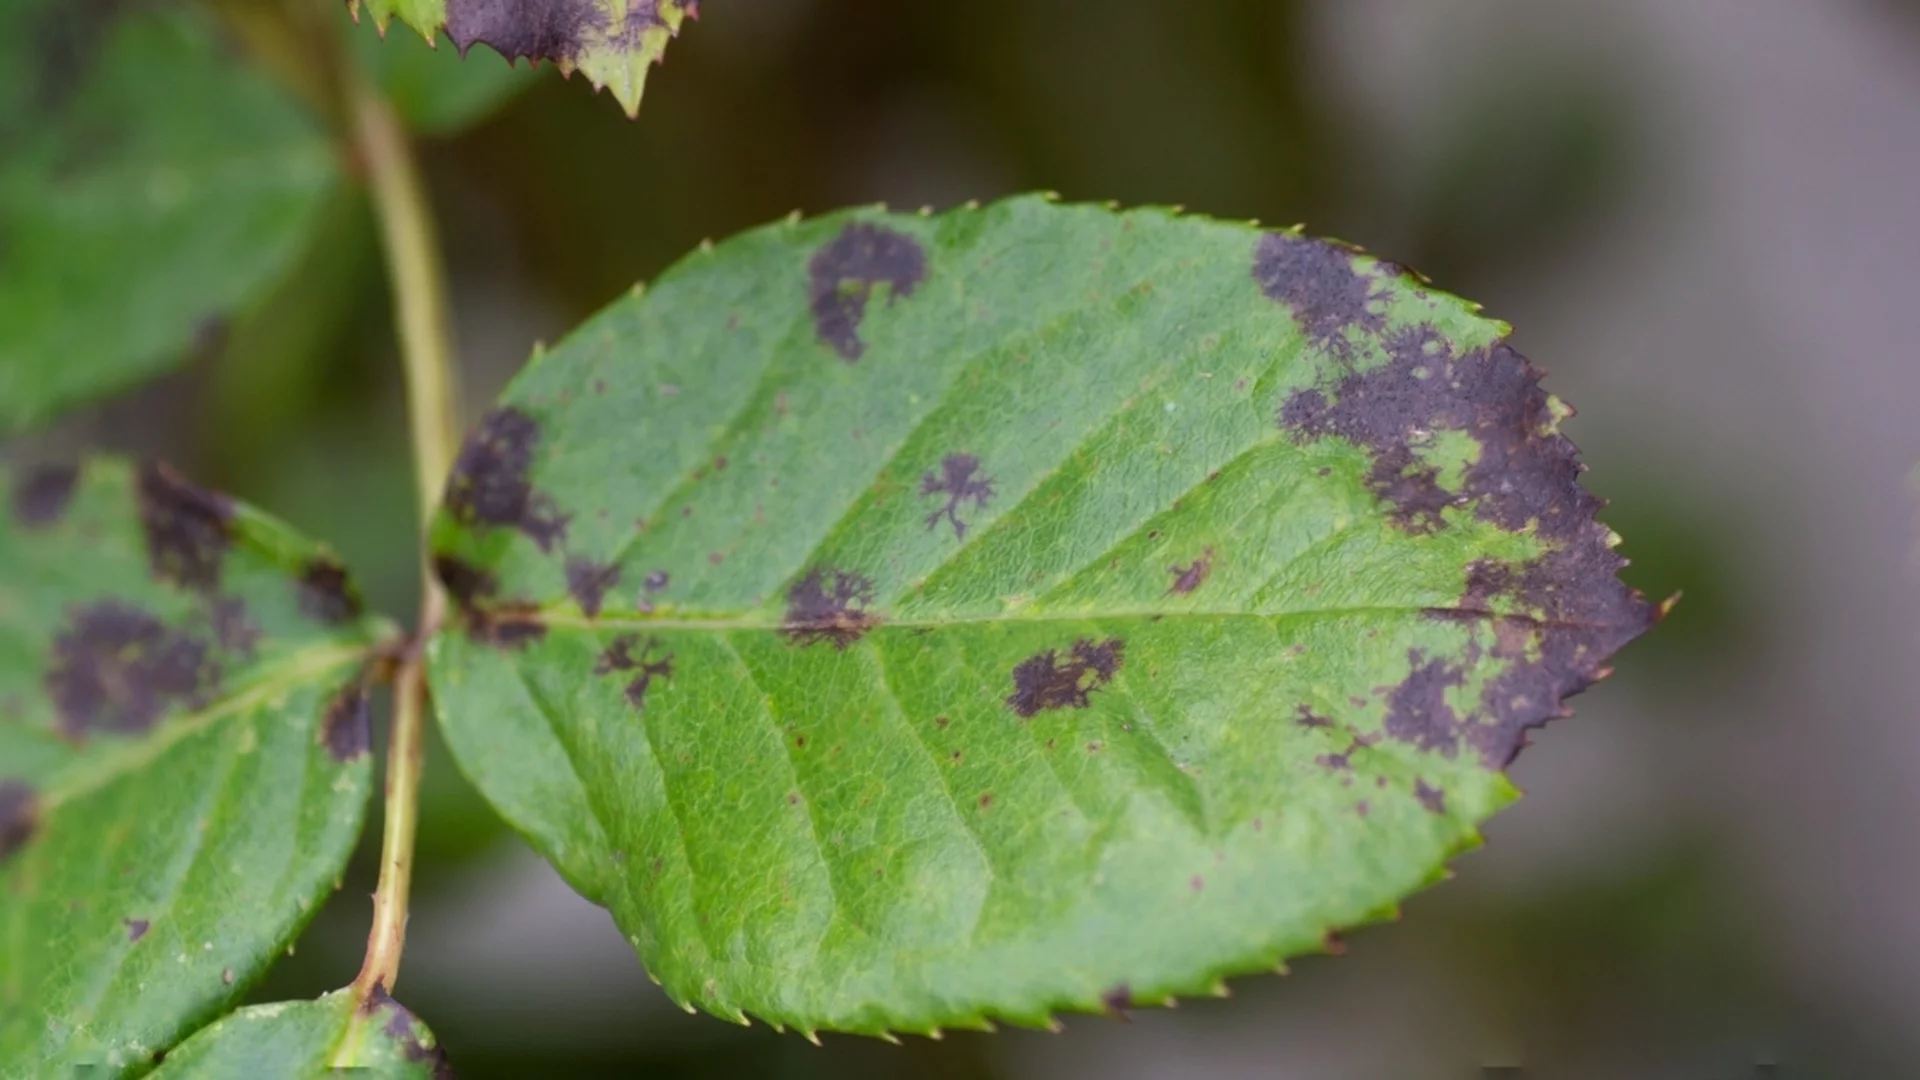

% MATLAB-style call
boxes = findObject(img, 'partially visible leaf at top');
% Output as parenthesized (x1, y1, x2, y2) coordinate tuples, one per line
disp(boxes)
(0, 461, 390, 1076)
(348, 0, 696, 118)
(354, 18, 541, 136)
(0, 2, 336, 433)
(150, 987, 453, 1080)
(425, 196, 1658, 1035)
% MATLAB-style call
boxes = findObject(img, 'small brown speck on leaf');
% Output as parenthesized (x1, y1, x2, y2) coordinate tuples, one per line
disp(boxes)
(321, 679, 372, 762)
(595, 635, 675, 710)
(565, 557, 622, 618)
(1102, 984, 1133, 1020)
(1295, 705, 1333, 729)
(1415, 779, 1446, 814)
(443, 407, 570, 552)
(297, 558, 362, 625)
(136, 463, 233, 592)
(11, 462, 78, 528)
(808, 222, 928, 361)
(125, 918, 149, 942)
(921, 453, 994, 539)
(1168, 548, 1214, 595)
(0, 782, 39, 861)
(1006, 638, 1125, 718)
(781, 567, 881, 649)
(46, 601, 217, 739)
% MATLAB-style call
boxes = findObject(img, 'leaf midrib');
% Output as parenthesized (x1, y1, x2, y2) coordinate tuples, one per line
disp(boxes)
(507, 604, 1638, 633)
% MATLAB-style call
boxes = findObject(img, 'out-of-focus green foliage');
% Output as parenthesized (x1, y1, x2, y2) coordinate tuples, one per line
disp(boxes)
(0, 3, 334, 434)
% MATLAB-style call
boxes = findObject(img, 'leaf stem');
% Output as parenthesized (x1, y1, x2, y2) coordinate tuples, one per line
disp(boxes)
(343, 53, 459, 999)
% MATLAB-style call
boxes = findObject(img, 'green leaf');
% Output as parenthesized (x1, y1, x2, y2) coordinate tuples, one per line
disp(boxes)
(0, 460, 391, 1075)
(425, 195, 1657, 1036)
(348, 0, 696, 118)
(0, 3, 337, 433)
(149, 987, 453, 1079)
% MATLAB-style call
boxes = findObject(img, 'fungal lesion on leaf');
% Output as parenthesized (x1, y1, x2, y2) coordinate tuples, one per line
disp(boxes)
(10, 462, 79, 528)
(432, 553, 548, 650)
(807, 223, 928, 361)
(136, 462, 234, 592)
(0, 781, 39, 861)
(594, 634, 675, 710)
(565, 557, 623, 619)
(1006, 638, 1125, 718)
(45, 600, 220, 739)
(1167, 547, 1214, 595)
(780, 568, 880, 649)
(320, 678, 373, 763)
(1252, 232, 1390, 353)
(297, 557, 364, 625)
(921, 453, 994, 539)
(442, 407, 571, 552)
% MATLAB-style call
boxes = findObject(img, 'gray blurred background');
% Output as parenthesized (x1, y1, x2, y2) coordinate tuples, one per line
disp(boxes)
(36, 0, 1920, 1075)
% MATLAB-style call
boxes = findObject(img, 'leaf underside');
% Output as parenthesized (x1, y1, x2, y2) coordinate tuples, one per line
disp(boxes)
(149, 987, 452, 1080)
(348, 0, 696, 118)
(0, 461, 388, 1076)
(425, 195, 1657, 1036)
(0, 2, 335, 433)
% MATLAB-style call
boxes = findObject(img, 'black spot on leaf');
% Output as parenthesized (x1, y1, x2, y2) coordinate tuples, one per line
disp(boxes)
(365, 979, 457, 1080)
(12, 463, 78, 528)
(1382, 650, 1467, 756)
(566, 557, 622, 618)
(124, 918, 149, 942)
(1007, 638, 1125, 718)
(443, 407, 571, 552)
(1168, 548, 1214, 595)
(1102, 984, 1133, 1019)
(921, 453, 994, 539)
(207, 596, 260, 658)
(432, 554, 547, 650)
(446, 0, 603, 67)
(595, 635, 675, 710)
(45, 602, 217, 739)
(1294, 705, 1334, 729)
(297, 558, 362, 625)
(1415, 779, 1446, 814)
(780, 568, 880, 649)
(808, 223, 927, 361)
(1253, 233, 1386, 352)
(136, 463, 233, 591)
(1281, 323, 1657, 765)
(321, 680, 371, 763)
(0, 782, 39, 861)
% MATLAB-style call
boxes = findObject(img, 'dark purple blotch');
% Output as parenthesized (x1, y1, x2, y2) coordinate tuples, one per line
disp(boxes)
(431, 553, 547, 650)
(136, 463, 234, 592)
(442, 407, 570, 552)
(321, 680, 371, 763)
(594, 634, 675, 710)
(11, 462, 78, 528)
(0, 782, 39, 861)
(1252, 232, 1386, 352)
(565, 557, 622, 619)
(297, 558, 363, 625)
(921, 453, 994, 539)
(1006, 638, 1125, 718)
(780, 567, 880, 649)
(45, 601, 217, 739)
(807, 223, 928, 361)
